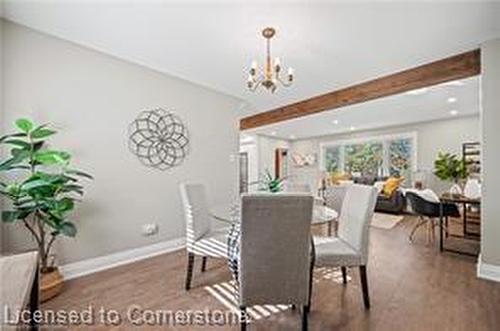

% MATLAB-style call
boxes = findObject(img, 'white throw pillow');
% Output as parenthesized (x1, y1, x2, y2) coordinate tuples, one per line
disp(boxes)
(404, 188, 440, 203)
(373, 181, 385, 193)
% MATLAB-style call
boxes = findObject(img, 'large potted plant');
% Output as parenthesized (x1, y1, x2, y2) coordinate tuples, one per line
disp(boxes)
(0, 118, 92, 301)
(434, 152, 468, 196)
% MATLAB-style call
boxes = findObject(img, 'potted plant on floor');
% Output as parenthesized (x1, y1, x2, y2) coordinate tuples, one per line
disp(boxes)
(434, 152, 468, 197)
(0, 118, 92, 302)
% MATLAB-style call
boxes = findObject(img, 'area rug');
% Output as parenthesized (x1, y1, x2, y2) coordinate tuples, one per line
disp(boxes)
(371, 212, 404, 229)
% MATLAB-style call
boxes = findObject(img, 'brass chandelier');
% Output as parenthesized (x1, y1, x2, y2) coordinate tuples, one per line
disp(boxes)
(247, 27, 294, 93)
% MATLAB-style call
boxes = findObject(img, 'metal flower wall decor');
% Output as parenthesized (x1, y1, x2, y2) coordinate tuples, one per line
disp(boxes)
(128, 108, 189, 170)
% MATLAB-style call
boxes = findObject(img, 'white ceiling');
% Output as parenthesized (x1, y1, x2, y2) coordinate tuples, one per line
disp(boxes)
(243, 76, 479, 141)
(3, 1, 500, 116)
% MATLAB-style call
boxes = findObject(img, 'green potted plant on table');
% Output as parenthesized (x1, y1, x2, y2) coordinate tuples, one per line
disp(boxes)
(0, 118, 92, 302)
(434, 152, 468, 197)
(250, 169, 287, 193)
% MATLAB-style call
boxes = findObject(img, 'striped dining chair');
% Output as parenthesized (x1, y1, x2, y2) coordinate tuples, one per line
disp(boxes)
(179, 183, 228, 290)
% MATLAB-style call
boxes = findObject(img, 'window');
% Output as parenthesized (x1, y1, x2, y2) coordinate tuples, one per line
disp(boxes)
(389, 138, 413, 177)
(324, 145, 341, 172)
(344, 142, 383, 176)
(320, 133, 416, 185)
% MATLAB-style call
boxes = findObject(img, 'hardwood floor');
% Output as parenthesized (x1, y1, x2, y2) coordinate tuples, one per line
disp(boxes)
(43, 216, 500, 330)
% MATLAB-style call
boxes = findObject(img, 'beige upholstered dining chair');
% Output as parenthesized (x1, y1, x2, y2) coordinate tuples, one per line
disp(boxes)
(179, 183, 228, 290)
(323, 185, 348, 216)
(322, 185, 348, 236)
(313, 184, 378, 309)
(236, 193, 314, 331)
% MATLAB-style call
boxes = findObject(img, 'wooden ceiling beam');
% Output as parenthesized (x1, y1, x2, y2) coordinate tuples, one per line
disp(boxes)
(240, 49, 481, 130)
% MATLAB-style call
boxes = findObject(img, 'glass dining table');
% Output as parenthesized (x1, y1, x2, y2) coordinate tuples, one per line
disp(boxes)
(210, 198, 338, 235)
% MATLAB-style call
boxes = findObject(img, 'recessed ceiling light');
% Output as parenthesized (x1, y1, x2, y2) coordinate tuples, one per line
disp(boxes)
(447, 97, 457, 103)
(350, 126, 356, 131)
(289, 135, 296, 139)
(271, 131, 277, 136)
(332, 119, 339, 125)
(449, 110, 458, 116)
(441, 80, 464, 87)
(405, 87, 429, 96)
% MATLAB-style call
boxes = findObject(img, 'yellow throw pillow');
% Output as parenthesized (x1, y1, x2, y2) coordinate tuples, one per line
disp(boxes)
(383, 177, 404, 196)
(331, 172, 350, 185)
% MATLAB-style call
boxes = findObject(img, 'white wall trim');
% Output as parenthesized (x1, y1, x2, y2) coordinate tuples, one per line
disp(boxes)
(61, 238, 185, 280)
(477, 255, 500, 282)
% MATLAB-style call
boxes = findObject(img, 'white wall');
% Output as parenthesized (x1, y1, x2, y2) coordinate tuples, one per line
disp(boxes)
(1, 21, 243, 264)
(480, 39, 500, 268)
(289, 115, 480, 193)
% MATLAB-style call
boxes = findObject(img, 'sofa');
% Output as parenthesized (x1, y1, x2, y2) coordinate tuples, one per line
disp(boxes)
(353, 176, 407, 214)
(374, 189, 407, 214)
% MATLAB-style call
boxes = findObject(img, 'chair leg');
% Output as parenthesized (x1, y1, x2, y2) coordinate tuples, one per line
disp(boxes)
(409, 217, 426, 242)
(307, 240, 315, 312)
(240, 306, 247, 331)
(185, 253, 195, 291)
(431, 218, 436, 242)
(302, 305, 309, 331)
(359, 265, 370, 309)
(201, 256, 207, 272)
(341, 266, 347, 284)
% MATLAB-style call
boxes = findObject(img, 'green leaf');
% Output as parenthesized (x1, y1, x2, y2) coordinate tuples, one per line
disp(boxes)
(2, 211, 20, 223)
(15, 118, 34, 133)
(0, 132, 28, 144)
(60, 184, 84, 195)
(34, 150, 71, 165)
(0, 150, 31, 171)
(57, 197, 75, 213)
(60, 222, 77, 237)
(21, 179, 53, 191)
(3, 139, 31, 149)
(31, 127, 56, 139)
(65, 169, 93, 180)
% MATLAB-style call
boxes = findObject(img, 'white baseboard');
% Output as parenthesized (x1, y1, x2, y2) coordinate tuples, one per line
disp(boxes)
(477, 255, 500, 282)
(61, 238, 185, 280)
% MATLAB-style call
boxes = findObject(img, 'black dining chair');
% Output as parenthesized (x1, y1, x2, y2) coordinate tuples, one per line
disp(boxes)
(406, 192, 460, 243)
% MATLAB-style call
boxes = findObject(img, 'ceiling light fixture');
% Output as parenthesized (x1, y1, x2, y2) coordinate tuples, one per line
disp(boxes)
(405, 87, 429, 96)
(350, 126, 356, 131)
(449, 110, 458, 116)
(271, 131, 277, 136)
(289, 135, 296, 139)
(441, 80, 465, 87)
(247, 27, 294, 93)
(447, 97, 457, 103)
(332, 119, 339, 125)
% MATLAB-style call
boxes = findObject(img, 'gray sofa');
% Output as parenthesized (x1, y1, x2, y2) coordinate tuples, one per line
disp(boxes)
(353, 176, 407, 214)
(374, 189, 407, 214)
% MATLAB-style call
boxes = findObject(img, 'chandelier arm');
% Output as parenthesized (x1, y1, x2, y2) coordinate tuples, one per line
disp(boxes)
(276, 75, 293, 87)
(250, 78, 263, 92)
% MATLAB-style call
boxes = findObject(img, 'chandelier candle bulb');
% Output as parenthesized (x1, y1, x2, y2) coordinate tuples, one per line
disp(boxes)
(274, 57, 281, 71)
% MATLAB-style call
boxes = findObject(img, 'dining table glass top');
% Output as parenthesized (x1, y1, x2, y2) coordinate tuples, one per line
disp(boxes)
(210, 200, 338, 225)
